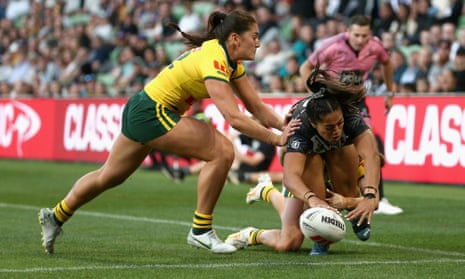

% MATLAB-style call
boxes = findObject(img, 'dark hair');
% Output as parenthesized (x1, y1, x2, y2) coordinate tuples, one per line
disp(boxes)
(349, 14, 372, 28)
(305, 62, 366, 123)
(166, 10, 256, 48)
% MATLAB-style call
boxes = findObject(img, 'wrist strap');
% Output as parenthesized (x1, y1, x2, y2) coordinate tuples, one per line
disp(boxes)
(361, 185, 378, 195)
(303, 190, 316, 200)
(363, 193, 376, 199)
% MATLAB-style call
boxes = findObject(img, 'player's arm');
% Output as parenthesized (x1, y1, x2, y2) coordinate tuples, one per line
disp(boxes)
(381, 59, 395, 113)
(299, 60, 314, 93)
(283, 152, 332, 209)
(326, 189, 362, 210)
(347, 129, 380, 224)
(206, 79, 299, 146)
(231, 75, 285, 131)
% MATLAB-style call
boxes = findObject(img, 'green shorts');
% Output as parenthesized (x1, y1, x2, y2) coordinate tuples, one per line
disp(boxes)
(121, 90, 181, 144)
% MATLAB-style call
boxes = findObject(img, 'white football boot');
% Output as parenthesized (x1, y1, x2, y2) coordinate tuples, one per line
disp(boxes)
(374, 198, 403, 215)
(38, 208, 62, 254)
(225, 227, 258, 249)
(187, 229, 237, 254)
(246, 174, 272, 204)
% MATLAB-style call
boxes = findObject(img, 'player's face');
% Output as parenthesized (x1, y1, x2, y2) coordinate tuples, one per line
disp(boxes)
(311, 109, 344, 144)
(348, 24, 371, 51)
(236, 23, 260, 60)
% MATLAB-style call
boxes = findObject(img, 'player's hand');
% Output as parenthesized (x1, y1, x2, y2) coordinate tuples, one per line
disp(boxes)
(384, 94, 394, 115)
(345, 197, 378, 226)
(308, 196, 340, 215)
(325, 189, 347, 210)
(278, 118, 301, 146)
(283, 103, 299, 126)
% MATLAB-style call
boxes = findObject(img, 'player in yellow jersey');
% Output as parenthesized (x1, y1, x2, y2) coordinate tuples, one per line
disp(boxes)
(38, 10, 300, 254)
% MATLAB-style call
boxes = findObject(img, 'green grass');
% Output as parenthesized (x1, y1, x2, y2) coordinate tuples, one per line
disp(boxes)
(1, 159, 464, 278)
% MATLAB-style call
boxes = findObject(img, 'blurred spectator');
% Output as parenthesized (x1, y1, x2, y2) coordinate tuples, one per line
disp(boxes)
(367, 63, 387, 96)
(110, 46, 142, 95)
(409, 0, 436, 45)
(390, 3, 417, 46)
(7, 44, 36, 97)
(381, 31, 397, 52)
(450, 28, 465, 61)
(255, 39, 290, 88)
(430, 68, 457, 93)
(309, 0, 331, 32)
(399, 49, 420, 93)
(452, 47, 465, 92)
(390, 48, 408, 92)
(441, 22, 457, 43)
(428, 39, 453, 88)
(435, 0, 463, 25)
(289, 0, 315, 21)
(373, 1, 396, 38)
(290, 22, 314, 65)
(49, 79, 64, 98)
(335, 0, 375, 18)
(151, 1, 179, 42)
(0, 0, 462, 99)
(88, 34, 114, 74)
(415, 46, 433, 83)
(279, 55, 300, 92)
(428, 23, 442, 50)
(255, 5, 287, 60)
(415, 77, 430, 93)
(5, 0, 30, 20)
(178, 0, 203, 34)
(267, 74, 285, 93)
(59, 47, 90, 86)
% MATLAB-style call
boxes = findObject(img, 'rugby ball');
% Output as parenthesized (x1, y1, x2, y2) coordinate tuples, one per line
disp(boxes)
(299, 207, 346, 244)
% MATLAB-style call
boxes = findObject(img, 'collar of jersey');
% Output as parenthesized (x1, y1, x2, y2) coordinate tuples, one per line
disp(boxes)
(219, 40, 238, 71)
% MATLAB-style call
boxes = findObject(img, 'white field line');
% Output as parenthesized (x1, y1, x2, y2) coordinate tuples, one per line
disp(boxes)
(1, 202, 464, 274)
(1, 259, 465, 273)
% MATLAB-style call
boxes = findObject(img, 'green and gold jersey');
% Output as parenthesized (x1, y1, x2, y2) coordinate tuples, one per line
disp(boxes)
(144, 39, 246, 115)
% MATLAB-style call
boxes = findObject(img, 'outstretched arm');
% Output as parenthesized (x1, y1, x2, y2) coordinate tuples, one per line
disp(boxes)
(207, 79, 299, 146)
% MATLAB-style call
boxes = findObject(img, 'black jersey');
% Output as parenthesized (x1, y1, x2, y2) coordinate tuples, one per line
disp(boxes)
(286, 97, 369, 155)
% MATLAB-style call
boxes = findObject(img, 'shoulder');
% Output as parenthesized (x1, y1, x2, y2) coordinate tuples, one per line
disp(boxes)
(369, 36, 387, 52)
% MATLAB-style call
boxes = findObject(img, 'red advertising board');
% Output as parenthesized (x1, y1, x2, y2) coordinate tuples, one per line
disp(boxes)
(0, 96, 464, 185)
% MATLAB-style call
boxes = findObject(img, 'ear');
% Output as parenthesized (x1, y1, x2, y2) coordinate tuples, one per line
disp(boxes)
(309, 120, 316, 128)
(230, 32, 240, 43)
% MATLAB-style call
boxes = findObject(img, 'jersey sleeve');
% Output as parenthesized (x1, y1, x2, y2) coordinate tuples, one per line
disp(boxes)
(343, 112, 370, 138)
(372, 37, 390, 64)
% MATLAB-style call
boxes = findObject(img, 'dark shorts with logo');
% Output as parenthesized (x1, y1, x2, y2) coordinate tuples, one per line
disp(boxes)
(121, 90, 180, 144)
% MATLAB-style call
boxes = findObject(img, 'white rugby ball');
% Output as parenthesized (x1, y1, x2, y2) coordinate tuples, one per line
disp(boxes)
(299, 207, 346, 244)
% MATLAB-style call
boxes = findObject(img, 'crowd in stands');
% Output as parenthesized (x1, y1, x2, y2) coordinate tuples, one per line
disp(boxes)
(0, 0, 464, 99)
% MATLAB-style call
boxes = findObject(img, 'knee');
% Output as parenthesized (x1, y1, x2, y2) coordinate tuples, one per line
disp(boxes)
(275, 234, 304, 252)
(216, 137, 235, 165)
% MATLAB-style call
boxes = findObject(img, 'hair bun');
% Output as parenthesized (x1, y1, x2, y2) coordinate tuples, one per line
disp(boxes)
(307, 79, 324, 93)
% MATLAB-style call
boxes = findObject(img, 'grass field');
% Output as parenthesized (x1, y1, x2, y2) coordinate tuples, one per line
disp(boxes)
(1, 159, 464, 278)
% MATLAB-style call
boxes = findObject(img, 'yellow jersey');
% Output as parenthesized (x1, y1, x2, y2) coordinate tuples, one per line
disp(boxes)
(144, 39, 246, 115)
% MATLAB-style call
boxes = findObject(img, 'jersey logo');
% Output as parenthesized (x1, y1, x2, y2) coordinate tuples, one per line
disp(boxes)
(290, 140, 301, 150)
(213, 60, 229, 76)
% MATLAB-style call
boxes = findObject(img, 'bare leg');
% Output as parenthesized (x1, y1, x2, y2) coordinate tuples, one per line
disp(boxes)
(65, 134, 151, 210)
(259, 198, 305, 252)
(145, 117, 235, 215)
